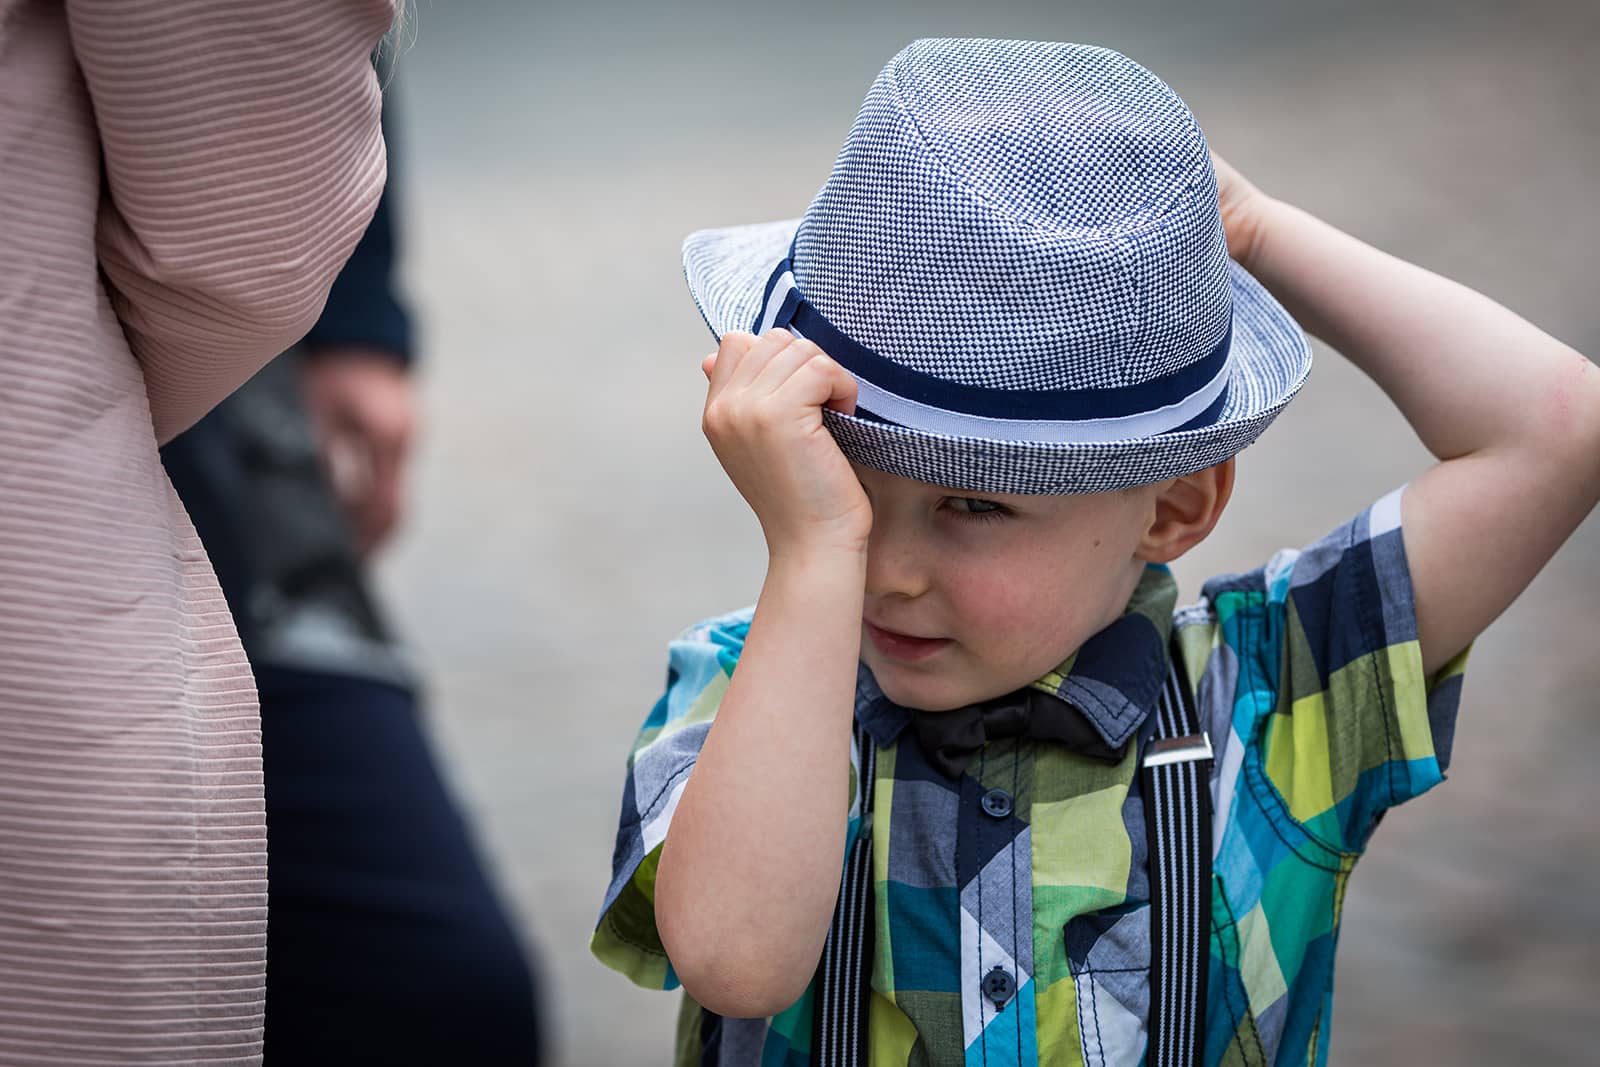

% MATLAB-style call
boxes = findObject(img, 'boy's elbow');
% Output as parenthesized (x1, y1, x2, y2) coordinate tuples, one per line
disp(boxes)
(1542, 347, 1600, 480)
(673, 957, 812, 1020)
(1575, 350, 1600, 450)
(658, 896, 815, 1019)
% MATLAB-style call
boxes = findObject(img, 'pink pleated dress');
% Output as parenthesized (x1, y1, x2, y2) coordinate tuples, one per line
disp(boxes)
(0, 2, 393, 1061)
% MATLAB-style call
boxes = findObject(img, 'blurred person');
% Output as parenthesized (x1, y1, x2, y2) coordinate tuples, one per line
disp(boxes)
(0, 1, 393, 1062)
(590, 40, 1600, 1066)
(161, 96, 543, 1065)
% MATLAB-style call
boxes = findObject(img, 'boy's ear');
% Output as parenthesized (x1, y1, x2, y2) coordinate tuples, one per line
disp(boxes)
(1135, 458, 1235, 564)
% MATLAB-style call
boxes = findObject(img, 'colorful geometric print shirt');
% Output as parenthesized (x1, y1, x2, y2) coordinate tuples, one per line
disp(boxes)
(592, 489, 1468, 1066)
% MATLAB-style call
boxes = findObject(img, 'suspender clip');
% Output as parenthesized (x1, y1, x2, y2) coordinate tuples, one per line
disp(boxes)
(1143, 732, 1213, 768)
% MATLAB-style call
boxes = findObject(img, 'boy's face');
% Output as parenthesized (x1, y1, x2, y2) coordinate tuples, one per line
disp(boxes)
(854, 463, 1159, 712)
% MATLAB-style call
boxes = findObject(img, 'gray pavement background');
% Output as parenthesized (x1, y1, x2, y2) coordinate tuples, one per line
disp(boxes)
(377, 2, 1600, 1062)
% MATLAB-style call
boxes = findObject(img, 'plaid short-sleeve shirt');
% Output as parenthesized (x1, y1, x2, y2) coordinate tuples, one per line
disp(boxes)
(593, 489, 1468, 1066)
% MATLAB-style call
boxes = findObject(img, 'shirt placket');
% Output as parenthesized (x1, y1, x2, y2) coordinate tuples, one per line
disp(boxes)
(958, 740, 1037, 1067)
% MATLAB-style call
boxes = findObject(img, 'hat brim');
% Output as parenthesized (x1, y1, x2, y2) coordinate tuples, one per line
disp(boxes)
(683, 219, 1312, 494)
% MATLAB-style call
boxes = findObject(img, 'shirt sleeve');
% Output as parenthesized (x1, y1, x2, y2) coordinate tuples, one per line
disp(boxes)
(1202, 486, 1468, 855)
(66, 0, 395, 443)
(590, 609, 754, 990)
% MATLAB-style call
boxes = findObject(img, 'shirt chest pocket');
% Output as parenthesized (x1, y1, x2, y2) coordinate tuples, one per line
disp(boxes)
(1065, 903, 1152, 1067)
(1064, 878, 1271, 1067)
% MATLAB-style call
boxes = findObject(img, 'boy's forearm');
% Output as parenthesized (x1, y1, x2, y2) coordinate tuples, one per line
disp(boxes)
(655, 546, 865, 1018)
(1247, 198, 1592, 463)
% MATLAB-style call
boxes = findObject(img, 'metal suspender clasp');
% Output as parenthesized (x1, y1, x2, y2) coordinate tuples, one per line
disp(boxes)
(1142, 732, 1214, 769)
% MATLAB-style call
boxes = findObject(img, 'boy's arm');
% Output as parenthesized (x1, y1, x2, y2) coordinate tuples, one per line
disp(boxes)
(1218, 157, 1600, 676)
(654, 330, 871, 1018)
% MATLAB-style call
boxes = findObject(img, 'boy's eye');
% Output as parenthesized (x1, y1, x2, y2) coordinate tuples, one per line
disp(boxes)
(944, 497, 1011, 520)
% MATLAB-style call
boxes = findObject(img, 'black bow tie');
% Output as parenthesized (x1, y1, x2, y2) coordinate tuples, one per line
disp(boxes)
(911, 686, 1128, 778)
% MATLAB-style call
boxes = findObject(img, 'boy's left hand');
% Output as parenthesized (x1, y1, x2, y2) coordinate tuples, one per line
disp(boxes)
(1210, 151, 1273, 273)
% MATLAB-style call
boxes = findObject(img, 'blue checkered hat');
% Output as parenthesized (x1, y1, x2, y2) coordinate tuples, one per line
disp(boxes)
(684, 38, 1312, 494)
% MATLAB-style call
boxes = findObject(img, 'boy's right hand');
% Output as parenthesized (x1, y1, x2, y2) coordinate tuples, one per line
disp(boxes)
(701, 330, 873, 559)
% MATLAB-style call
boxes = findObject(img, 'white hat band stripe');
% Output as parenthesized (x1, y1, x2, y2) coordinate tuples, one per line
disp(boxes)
(840, 349, 1232, 444)
(760, 264, 1235, 423)
(754, 269, 797, 335)
(762, 268, 1235, 444)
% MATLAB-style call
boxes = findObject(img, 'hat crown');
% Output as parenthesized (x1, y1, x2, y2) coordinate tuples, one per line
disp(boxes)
(792, 39, 1232, 394)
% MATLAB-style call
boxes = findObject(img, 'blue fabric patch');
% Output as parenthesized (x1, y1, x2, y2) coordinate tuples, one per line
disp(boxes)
(886, 884, 962, 993)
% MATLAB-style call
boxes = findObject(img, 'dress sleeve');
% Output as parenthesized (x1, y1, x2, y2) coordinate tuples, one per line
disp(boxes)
(65, 0, 396, 443)
(1202, 486, 1468, 854)
(303, 101, 415, 366)
(590, 610, 754, 990)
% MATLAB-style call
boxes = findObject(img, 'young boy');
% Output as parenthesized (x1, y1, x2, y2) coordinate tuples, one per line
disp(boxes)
(591, 39, 1600, 1066)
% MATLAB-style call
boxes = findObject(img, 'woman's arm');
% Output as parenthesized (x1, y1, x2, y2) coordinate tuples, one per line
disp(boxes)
(66, 0, 396, 443)
(1217, 155, 1600, 674)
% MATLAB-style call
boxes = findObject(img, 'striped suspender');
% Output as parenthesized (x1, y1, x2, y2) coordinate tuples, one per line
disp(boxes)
(812, 649, 1211, 1067)
(812, 723, 876, 1067)
(1142, 645, 1215, 1067)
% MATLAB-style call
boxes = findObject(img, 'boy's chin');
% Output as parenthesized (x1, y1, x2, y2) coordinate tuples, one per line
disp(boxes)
(870, 665, 1012, 713)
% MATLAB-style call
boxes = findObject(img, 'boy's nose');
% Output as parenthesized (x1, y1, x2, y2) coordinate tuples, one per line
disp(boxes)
(864, 519, 934, 600)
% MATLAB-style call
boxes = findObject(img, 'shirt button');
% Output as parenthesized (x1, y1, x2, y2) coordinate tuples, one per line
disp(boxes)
(980, 787, 1013, 819)
(982, 965, 1016, 1006)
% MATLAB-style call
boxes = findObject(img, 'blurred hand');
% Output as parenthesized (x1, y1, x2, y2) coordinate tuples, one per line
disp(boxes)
(701, 330, 872, 559)
(1210, 151, 1276, 273)
(301, 346, 415, 559)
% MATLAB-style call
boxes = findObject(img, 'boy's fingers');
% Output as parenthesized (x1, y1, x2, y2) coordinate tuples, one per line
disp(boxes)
(820, 357, 859, 416)
(701, 353, 717, 380)
(708, 331, 757, 391)
(777, 353, 858, 416)
(749, 336, 827, 395)
(727, 328, 798, 389)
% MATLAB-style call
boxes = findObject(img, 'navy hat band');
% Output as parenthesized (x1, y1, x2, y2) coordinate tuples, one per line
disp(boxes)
(755, 259, 1234, 445)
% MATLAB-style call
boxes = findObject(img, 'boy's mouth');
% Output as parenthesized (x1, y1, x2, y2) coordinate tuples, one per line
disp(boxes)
(864, 620, 952, 662)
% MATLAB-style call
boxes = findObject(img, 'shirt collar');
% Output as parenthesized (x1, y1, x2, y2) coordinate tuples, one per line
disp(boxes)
(856, 564, 1178, 751)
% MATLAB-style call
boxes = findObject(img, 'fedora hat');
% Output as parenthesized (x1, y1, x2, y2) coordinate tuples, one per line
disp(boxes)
(683, 38, 1311, 494)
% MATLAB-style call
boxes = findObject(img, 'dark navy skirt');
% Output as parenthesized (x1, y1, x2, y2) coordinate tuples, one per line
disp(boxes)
(257, 665, 542, 1065)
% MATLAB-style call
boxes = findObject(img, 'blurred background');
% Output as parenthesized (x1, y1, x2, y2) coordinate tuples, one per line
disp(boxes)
(373, 1, 1598, 1062)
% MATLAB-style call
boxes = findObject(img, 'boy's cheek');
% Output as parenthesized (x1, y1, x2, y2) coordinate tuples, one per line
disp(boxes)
(959, 565, 1126, 678)
(947, 571, 1071, 650)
